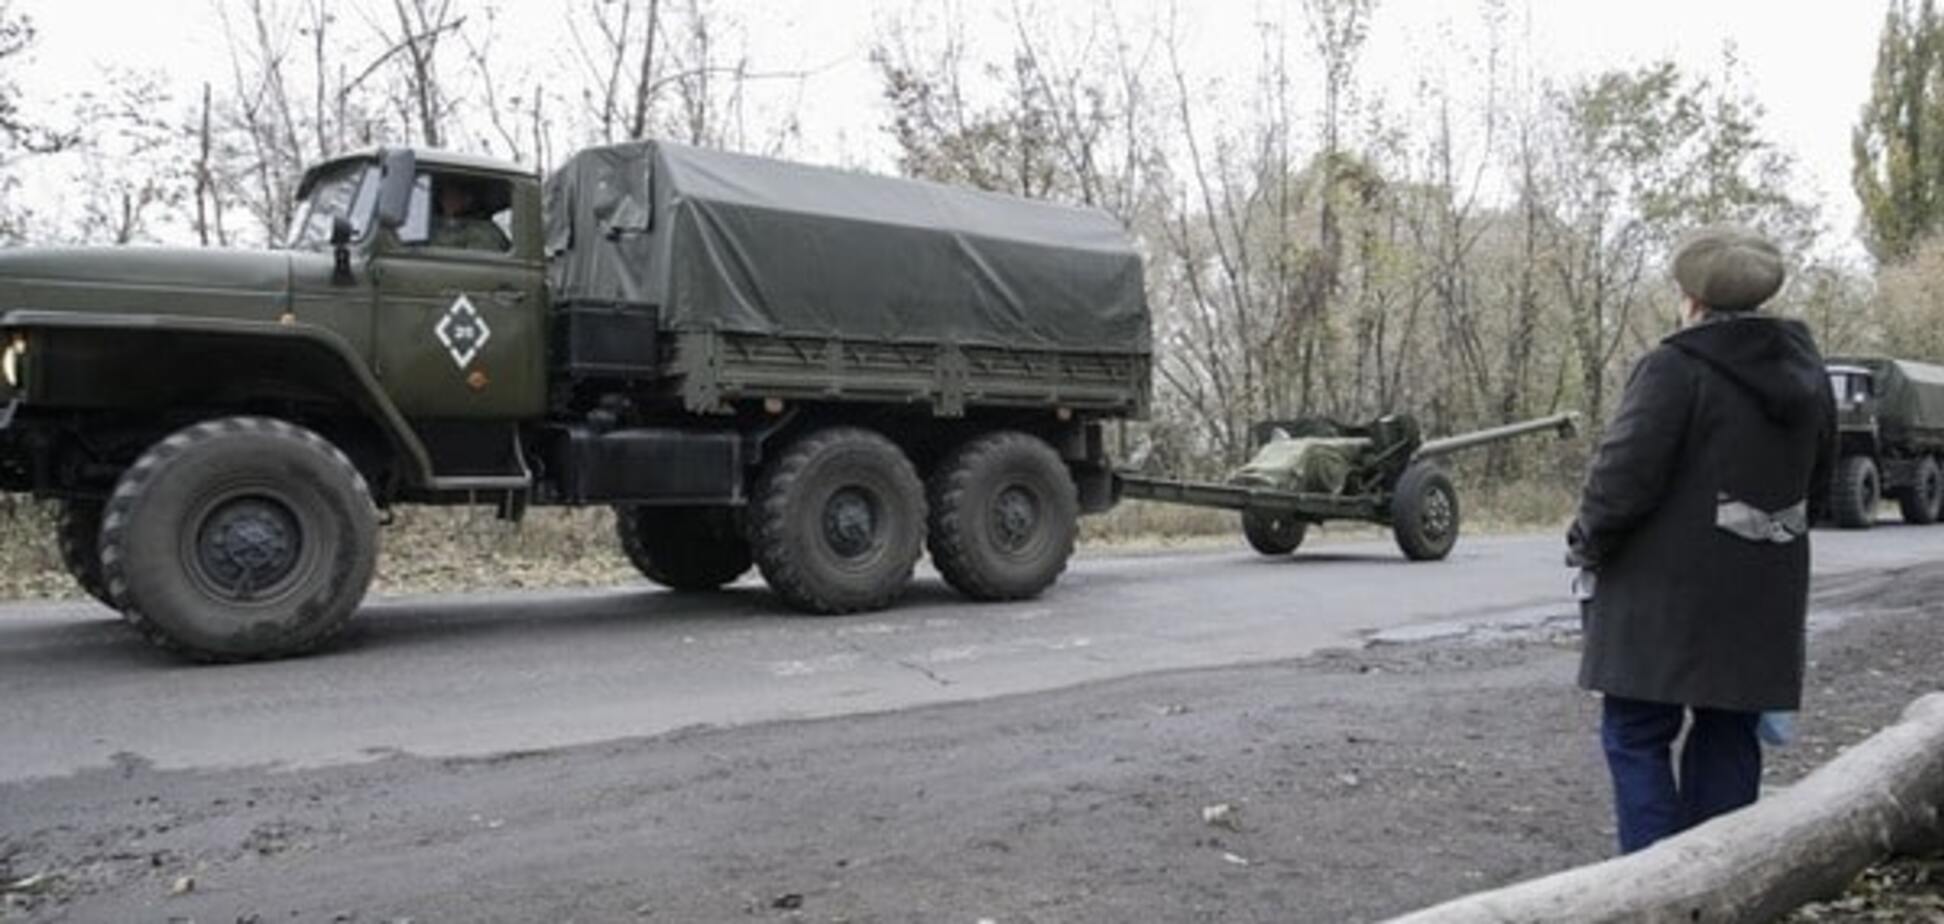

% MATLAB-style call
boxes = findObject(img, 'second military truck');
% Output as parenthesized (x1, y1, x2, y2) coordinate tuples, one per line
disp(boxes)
(1824, 356, 1944, 527)
(0, 141, 1150, 660)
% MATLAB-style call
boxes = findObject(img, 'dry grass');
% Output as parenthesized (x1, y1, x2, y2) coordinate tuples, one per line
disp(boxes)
(0, 474, 1582, 601)
(369, 506, 637, 595)
(0, 498, 73, 599)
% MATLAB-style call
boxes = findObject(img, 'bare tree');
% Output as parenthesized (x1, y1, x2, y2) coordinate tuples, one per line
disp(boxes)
(372, 0, 465, 147)
(193, 83, 231, 246)
(68, 70, 189, 244)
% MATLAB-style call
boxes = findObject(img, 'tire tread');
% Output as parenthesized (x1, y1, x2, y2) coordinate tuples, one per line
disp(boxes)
(750, 427, 923, 614)
(926, 431, 1077, 601)
(100, 416, 376, 662)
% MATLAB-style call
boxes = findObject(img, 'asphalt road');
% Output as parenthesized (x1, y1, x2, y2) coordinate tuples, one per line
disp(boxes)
(0, 526, 1936, 785)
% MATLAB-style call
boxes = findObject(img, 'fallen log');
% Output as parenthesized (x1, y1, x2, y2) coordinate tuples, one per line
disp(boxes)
(1385, 692, 1944, 924)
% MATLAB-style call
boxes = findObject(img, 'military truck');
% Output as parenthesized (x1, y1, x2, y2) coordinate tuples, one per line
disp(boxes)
(1823, 357, 1944, 528)
(0, 141, 1149, 660)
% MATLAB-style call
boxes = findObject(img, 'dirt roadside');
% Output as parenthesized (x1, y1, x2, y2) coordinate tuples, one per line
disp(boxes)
(2, 565, 1939, 924)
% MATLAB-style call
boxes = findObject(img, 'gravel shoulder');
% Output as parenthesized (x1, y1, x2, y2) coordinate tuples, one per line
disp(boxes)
(3, 564, 1940, 923)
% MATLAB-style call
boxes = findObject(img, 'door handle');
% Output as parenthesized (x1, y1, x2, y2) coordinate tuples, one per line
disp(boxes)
(493, 286, 528, 304)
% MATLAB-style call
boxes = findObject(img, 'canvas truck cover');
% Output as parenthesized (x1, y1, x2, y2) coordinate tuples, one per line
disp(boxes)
(544, 141, 1151, 355)
(1833, 357, 1944, 433)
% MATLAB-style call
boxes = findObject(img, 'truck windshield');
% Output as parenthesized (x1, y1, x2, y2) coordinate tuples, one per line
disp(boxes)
(1829, 372, 1871, 403)
(285, 162, 382, 250)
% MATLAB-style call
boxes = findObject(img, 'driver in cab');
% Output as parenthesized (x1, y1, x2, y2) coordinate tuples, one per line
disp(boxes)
(427, 179, 508, 252)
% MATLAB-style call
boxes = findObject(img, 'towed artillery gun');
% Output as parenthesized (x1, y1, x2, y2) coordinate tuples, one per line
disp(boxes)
(1117, 412, 1580, 561)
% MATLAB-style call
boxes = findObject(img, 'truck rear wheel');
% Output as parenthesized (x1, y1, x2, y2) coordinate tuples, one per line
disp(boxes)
(614, 506, 752, 590)
(57, 499, 115, 609)
(100, 417, 378, 662)
(1391, 463, 1460, 561)
(749, 427, 926, 614)
(1832, 455, 1879, 529)
(928, 432, 1079, 601)
(1896, 456, 1942, 525)
(1241, 509, 1308, 556)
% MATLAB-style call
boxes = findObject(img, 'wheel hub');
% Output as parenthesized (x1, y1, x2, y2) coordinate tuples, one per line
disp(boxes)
(196, 497, 303, 598)
(989, 486, 1041, 552)
(1422, 489, 1454, 541)
(822, 488, 880, 559)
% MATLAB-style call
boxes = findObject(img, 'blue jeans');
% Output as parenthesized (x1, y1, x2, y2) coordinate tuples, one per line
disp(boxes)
(1600, 695, 1761, 853)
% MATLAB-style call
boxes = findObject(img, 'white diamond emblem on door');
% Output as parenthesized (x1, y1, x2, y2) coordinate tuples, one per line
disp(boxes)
(435, 294, 492, 369)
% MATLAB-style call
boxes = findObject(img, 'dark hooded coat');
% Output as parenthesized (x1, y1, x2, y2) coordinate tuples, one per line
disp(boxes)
(1569, 314, 1836, 712)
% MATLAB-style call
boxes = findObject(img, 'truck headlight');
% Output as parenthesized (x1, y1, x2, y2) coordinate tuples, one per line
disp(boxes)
(1, 334, 24, 389)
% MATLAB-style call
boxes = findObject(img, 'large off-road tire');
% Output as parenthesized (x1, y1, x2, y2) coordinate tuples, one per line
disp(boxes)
(1390, 463, 1460, 562)
(1896, 456, 1943, 526)
(749, 427, 926, 614)
(614, 505, 752, 591)
(927, 431, 1079, 601)
(57, 499, 115, 609)
(1831, 454, 1879, 530)
(1241, 509, 1308, 556)
(100, 417, 379, 662)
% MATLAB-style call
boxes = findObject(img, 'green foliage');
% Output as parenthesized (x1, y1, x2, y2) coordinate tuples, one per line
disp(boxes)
(1530, 57, 1822, 431)
(1854, 0, 1944, 262)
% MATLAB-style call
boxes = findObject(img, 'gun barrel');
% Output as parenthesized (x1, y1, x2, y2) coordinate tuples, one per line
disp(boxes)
(1413, 412, 1580, 461)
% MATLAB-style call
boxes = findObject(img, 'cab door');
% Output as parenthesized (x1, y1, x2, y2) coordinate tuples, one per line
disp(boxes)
(369, 168, 547, 423)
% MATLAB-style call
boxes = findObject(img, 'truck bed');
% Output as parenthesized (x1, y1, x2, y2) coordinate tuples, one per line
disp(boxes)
(665, 331, 1148, 417)
(544, 141, 1151, 420)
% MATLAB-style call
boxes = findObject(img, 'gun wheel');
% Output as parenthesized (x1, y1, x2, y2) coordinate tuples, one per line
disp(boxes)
(1391, 463, 1460, 562)
(1241, 510, 1308, 556)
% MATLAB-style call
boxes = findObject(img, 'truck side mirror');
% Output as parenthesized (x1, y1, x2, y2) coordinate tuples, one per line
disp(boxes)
(331, 216, 355, 285)
(375, 148, 418, 229)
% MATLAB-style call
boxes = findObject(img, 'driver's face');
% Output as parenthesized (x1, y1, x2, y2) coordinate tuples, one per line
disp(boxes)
(440, 186, 471, 216)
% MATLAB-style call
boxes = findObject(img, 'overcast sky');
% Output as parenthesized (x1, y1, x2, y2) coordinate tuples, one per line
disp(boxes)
(9, 1, 1887, 257)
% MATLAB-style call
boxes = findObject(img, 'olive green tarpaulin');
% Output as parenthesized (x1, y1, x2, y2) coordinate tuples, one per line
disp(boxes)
(1229, 436, 1373, 495)
(543, 140, 1151, 354)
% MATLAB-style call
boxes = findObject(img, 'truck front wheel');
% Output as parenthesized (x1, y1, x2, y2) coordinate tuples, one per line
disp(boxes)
(749, 427, 926, 614)
(928, 432, 1079, 601)
(1896, 456, 1942, 525)
(1832, 455, 1879, 529)
(100, 417, 378, 661)
(614, 506, 752, 590)
(57, 499, 114, 609)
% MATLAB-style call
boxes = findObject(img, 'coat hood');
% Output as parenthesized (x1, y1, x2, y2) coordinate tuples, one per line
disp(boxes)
(1664, 314, 1826, 425)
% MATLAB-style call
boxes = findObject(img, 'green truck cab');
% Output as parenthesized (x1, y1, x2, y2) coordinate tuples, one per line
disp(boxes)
(0, 141, 1150, 661)
(1823, 357, 1944, 527)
